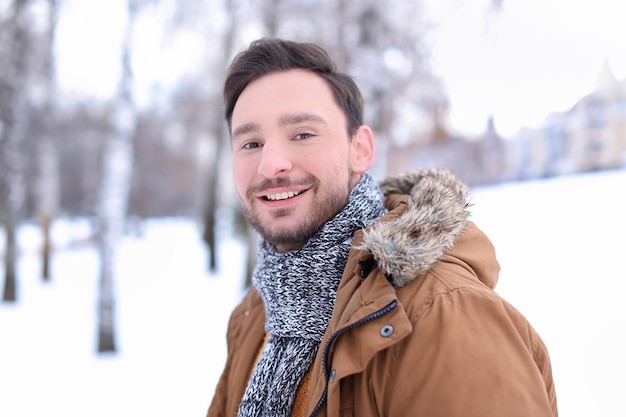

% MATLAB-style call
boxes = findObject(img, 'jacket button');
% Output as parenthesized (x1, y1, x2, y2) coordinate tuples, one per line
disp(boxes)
(329, 369, 336, 383)
(380, 325, 394, 337)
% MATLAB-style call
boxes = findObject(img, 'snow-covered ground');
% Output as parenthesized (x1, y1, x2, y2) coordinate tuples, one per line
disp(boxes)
(1, 169, 625, 417)
(0, 218, 246, 417)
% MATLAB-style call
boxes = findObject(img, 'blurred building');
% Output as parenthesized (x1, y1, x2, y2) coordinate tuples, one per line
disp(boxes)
(387, 61, 626, 186)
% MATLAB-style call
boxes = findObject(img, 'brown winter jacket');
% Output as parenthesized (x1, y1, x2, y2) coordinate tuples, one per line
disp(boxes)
(207, 169, 558, 417)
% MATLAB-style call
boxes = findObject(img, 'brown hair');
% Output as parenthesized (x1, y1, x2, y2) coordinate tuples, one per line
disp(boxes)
(224, 38, 364, 138)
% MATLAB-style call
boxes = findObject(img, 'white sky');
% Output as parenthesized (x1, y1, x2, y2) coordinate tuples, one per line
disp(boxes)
(55, 0, 626, 136)
(55, 0, 127, 99)
(426, 0, 626, 136)
(55, 0, 207, 106)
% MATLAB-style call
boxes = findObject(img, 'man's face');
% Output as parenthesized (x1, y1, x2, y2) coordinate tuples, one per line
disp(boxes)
(231, 69, 367, 252)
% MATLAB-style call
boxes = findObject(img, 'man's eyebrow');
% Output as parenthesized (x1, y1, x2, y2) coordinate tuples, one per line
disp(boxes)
(279, 113, 326, 126)
(232, 114, 325, 139)
(232, 122, 260, 140)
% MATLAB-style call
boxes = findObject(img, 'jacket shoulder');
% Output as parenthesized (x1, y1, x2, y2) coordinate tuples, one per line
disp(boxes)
(226, 287, 265, 347)
(208, 288, 266, 417)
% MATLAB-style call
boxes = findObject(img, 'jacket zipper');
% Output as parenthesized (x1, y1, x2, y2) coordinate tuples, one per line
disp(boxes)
(307, 299, 398, 417)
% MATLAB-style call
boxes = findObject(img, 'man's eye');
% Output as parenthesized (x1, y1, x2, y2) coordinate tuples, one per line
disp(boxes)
(294, 133, 313, 140)
(242, 142, 260, 149)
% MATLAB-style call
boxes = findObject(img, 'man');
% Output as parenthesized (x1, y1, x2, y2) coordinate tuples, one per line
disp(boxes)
(208, 38, 558, 417)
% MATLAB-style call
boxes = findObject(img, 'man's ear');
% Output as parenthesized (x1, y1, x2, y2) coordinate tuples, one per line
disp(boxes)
(350, 125, 375, 174)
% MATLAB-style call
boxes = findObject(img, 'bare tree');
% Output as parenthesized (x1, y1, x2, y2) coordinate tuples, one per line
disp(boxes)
(203, 0, 242, 274)
(167, 0, 247, 276)
(1, 0, 31, 302)
(36, 0, 60, 282)
(96, 0, 140, 353)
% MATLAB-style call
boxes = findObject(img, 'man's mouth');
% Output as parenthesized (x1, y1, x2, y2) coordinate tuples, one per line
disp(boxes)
(262, 190, 304, 201)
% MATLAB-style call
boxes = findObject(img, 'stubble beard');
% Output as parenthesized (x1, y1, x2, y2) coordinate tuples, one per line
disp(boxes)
(242, 172, 352, 250)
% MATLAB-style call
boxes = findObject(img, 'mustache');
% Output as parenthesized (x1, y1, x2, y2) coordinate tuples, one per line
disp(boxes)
(247, 176, 317, 198)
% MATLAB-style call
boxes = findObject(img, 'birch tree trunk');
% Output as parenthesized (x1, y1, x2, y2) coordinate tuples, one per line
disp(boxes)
(1, 0, 30, 302)
(37, 0, 60, 282)
(96, 0, 137, 353)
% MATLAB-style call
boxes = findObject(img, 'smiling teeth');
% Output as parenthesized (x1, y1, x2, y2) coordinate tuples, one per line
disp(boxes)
(265, 190, 302, 201)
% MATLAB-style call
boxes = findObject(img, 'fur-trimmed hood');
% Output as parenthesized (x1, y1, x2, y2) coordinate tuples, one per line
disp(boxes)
(361, 168, 496, 289)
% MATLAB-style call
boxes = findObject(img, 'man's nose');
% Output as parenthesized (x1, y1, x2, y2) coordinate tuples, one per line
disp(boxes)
(257, 140, 293, 178)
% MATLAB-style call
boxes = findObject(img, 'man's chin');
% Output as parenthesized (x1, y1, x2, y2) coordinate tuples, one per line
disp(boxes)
(258, 223, 317, 250)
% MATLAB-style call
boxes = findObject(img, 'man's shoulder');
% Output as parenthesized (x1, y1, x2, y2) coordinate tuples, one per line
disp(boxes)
(225, 287, 266, 346)
(227, 287, 265, 327)
(233, 287, 264, 314)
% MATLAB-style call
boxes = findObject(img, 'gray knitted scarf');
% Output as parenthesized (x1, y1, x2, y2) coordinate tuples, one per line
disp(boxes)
(237, 173, 387, 417)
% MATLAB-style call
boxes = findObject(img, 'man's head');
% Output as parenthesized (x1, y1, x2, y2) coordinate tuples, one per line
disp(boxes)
(226, 39, 375, 252)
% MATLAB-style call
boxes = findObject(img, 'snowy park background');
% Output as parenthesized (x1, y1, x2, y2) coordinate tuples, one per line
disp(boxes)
(1, 168, 625, 417)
